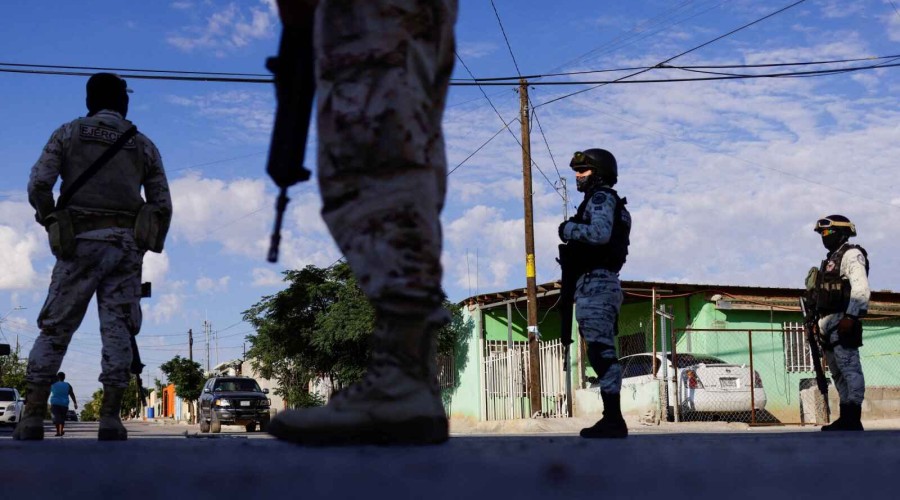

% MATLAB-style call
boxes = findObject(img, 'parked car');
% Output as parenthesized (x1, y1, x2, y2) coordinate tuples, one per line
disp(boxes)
(66, 409, 78, 422)
(619, 352, 767, 419)
(198, 376, 271, 433)
(0, 388, 24, 426)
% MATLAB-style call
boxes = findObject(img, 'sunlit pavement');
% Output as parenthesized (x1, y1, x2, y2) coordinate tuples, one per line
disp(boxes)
(2, 420, 897, 499)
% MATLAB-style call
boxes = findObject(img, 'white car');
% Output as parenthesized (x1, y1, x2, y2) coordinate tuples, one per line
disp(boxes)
(0, 388, 24, 425)
(620, 352, 767, 418)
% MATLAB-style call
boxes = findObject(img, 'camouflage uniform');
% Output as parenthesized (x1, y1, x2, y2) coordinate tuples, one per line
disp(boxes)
(26, 110, 171, 388)
(819, 245, 870, 405)
(562, 191, 626, 394)
(266, 0, 457, 444)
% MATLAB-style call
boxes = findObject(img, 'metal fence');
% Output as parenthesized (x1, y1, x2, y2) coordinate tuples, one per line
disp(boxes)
(667, 318, 900, 426)
(483, 339, 569, 420)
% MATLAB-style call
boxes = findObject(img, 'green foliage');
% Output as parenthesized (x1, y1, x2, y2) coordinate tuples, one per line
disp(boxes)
(244, 262, 467, 409)
(80, 389, 103, 422)
(0, 346, 27, 393)
(120, 376, 150, 418)
(160, 355, 205, 422)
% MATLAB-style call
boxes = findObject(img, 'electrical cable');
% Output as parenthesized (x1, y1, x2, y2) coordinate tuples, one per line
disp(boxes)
(535, 0, 809, 108)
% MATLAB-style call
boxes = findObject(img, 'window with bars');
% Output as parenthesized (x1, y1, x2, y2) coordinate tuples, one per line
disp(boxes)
(436, 353, 455, 390)
(783, 322, 825, 373)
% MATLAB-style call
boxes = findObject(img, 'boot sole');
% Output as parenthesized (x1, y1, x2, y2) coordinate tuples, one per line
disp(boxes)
(12, 427, 45, 441)
(98, 429, 128, 441)
(269, 416, 449, 446)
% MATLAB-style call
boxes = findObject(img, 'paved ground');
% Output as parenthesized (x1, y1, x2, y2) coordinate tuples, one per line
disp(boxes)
(2, 420, 897, 499)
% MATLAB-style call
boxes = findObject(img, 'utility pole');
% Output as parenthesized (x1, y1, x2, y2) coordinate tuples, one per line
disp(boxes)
(188, 328, 193, 363)
(204, 320, 210, 373)
(519, 79, 542, 416)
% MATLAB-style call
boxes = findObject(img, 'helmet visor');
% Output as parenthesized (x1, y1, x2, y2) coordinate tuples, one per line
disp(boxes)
(814, 218, 855, 233)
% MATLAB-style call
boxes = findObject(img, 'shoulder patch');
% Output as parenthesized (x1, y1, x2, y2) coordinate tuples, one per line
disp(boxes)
(857, 253, 867, 266)
(591, 191, 607, 205)
(79, 124, 137, 149)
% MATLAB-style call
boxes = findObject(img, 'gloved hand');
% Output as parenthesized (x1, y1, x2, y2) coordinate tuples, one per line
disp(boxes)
(558, 220, 570, 242)
(837, 315, 859, 336)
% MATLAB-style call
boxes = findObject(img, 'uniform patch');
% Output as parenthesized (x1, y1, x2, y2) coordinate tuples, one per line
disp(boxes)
(79, 125, 136, 148)
(591, 192, 607, 205)
(825, 261, 836, 272)
(857, 253, 867, 266)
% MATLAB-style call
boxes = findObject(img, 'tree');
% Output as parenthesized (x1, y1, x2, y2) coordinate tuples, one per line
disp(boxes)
(160, 355, 204, 423)
(243, 262, 468, 408)
(121, 376, 150, 419)
(80, 389, 103, 422)
(0, 346, 27, 393)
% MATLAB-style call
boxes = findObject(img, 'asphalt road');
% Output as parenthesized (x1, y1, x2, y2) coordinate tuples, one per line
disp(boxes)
(1, 421, 896, 499)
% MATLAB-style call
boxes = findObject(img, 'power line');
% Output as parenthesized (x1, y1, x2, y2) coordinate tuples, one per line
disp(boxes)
(450, 61, 900, 86)
(0, 67, 271, 83)
(0, 61, 269, 77)
(447, 120, 516, 176)
(454, 53, 564, 200)
(490, 0, 523, 76)
(450, 53, 900, 82)
(536, 0, 809, 108)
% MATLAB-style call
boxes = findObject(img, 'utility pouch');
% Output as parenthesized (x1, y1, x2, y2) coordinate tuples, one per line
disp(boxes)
(839, 320, 864, 349)
(46, 209, 76, 260)
(134, 204, 164, 253)
(805, 266, 819, 292)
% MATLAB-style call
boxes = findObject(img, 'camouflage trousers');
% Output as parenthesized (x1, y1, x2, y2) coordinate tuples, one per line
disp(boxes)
(26, 237, 143, 388)
(314, 0, 457, 318)
(575, 269, 624, 394)
(824, 332, 865, 405)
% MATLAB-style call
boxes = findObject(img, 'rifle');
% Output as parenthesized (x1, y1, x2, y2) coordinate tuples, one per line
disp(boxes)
(265, 2, 316, 263)
(799, 296, 831, 423)
(557, 243, 578, 366)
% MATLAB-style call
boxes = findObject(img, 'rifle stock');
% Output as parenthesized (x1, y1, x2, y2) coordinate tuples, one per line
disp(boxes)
(800, 296, 831, 422)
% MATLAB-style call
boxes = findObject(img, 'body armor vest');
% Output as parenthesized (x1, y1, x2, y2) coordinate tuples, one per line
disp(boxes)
(62, 114, 146, 215)
(569, 187, 631, 273)
(814, 243, 868, 314)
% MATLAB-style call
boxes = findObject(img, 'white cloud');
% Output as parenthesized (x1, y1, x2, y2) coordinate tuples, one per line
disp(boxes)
(165, 90, 274, 144)
(457, 42, 497, 60)
(142, 281, 187, 324)
(820, 1, 866, 18)
(171, 1, 194, 10)
(888, 10, 900, 42)
(196, 275, 230, 293)
(142, 251, 170, 286)
(166, 1, 278, 55)
(251, 267, 283, 287)
(0, 201, 48, 291)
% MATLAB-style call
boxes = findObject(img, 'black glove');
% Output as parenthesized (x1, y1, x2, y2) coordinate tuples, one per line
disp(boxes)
(558, 220, 570, 242)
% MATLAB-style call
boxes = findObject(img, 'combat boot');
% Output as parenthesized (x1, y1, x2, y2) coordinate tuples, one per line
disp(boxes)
(835, 402, 864, 431)
(821, 403, 846, 431)
(98, 385, 128, 441)
(580, 392, 628, 439)
(12, 383, 50, 441)
(268, 312, 448, 445)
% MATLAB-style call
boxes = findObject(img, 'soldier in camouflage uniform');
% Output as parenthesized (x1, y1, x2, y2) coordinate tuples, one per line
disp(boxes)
(266, 0, 457, 445)
(16, 73, 172, 441)
(558, 149, 631, 438)
(812, 215, 870, 431)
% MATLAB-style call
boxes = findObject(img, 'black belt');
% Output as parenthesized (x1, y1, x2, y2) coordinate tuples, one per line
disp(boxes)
(73, 214, 136, 235)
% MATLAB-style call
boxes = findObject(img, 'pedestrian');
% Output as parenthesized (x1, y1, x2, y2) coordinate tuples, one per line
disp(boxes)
(810, 215, 870, 431)
(558, 149, 632, 438)
(264, 0, 457, 445)
(15, 73, 172, 441)
(50, 372, 77, 437)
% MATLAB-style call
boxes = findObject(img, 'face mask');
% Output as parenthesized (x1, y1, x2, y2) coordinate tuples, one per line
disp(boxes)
(822, 233, 846, 252)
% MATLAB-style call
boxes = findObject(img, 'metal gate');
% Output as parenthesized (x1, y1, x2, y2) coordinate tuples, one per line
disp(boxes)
(483, 339, 569, 420)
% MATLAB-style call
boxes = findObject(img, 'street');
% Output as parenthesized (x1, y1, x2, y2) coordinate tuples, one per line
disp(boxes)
(2, 420, 897, 499)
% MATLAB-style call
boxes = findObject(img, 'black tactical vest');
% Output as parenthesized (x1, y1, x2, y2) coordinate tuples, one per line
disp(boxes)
(814, 243, 869, 314)
(568, 187, 631, 273)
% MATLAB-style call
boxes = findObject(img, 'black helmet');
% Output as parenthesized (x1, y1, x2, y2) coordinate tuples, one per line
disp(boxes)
(570, 148, 618, 185)
(814, 214, 856, 237)
(86, 72, 130, 117)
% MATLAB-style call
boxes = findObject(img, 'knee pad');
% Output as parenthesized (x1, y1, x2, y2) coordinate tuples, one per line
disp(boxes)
(587, 342, 618, 379)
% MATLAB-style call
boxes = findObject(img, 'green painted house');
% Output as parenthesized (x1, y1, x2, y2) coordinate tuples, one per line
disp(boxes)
(443, 280, 900, 425)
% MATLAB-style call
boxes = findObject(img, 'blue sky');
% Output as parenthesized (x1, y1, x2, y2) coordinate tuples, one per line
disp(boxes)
(1, 0, 898, 404)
